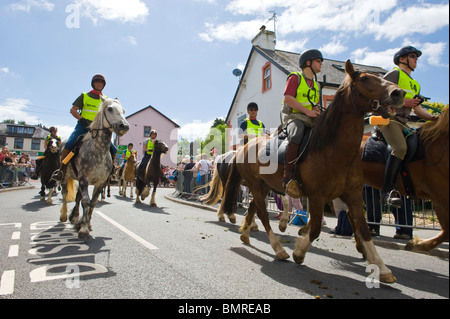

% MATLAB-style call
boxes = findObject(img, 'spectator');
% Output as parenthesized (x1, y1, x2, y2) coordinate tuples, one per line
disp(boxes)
(392, 196, 413, 239)
(0, 151, 15, 185)
(183, 156, 195, 194)
(197, 154, 211, 195)
(364, 185, 382, 236)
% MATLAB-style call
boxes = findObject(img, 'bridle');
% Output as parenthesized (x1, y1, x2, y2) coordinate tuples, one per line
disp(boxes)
(348, 75, 385, 117)
(90, 101, 115, 139)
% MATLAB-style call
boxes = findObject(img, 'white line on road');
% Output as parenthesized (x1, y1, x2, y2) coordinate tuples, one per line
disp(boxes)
(8, 245, 19, 257)
(96, 211, 159, 251)
(0, 270, 15, 295)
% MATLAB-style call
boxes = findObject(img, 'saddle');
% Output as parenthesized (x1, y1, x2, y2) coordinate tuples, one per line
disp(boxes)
(362, 128, 425, 197)
(260, 127, 313, 166)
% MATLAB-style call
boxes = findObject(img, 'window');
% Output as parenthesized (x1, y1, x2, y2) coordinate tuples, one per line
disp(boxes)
(31, 139, 41, 150)
(14, 138, 24, 149)
(262, 62, 272, 93)
(0, 137, 5, 148)
(143, 126, 152, 137)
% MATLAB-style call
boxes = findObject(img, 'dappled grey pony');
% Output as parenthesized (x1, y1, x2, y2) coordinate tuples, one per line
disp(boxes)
(60, 97, 129, 239)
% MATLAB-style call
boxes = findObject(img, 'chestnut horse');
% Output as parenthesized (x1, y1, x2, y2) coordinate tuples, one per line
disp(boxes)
(119, 151, 136, 198)
(218, 60, 405, 283)
(361, 107, 449, 252)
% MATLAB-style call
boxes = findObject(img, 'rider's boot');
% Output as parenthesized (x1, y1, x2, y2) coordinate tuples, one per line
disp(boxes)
(283, 142, 301, 198)
(381, 154, 402, 208)
(51, 148, 71, 182)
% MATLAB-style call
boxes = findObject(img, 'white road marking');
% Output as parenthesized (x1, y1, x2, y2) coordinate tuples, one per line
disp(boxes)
(8, 245, 19, 257)
(96, 211, 159, 251)
(12, 231, 21, 240)
(0, 270, 15, 295)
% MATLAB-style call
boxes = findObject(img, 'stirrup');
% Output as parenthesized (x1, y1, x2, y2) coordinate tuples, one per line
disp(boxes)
(285, 179, 302, 198)
(51, 169, 63, 182)
(383, 190, 402, 209)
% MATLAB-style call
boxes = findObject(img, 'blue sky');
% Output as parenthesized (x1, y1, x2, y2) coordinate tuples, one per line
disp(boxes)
(0, 0, 448, 141)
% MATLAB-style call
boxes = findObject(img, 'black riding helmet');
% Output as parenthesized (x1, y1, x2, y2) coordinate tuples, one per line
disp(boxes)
(394, 46, 422, 71)
(91, 74, 106, 90)
(299, 49, 323, 69)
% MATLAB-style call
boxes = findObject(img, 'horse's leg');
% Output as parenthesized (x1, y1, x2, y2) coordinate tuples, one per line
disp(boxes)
(77, 180, 91, 239)
(239, 200, 257, 245)
(60, 181, 69, 222)
(123, 180, 127, 198)
(119, 179, 123, 195)
(86, 185, 103, 232)
(406, 201, 449, 252)
(343, 193, 396, 283)
(69, 189, 82, 225)
(150, 185, 157, 207)
(279, 196, 290, 232)
(46, 188, 54, 205)
(293, 196, 323, 264)
(130, 181, 134, 199)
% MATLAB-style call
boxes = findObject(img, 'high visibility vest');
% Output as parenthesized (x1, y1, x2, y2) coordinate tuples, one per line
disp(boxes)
(124, 149, 136, 161)
(245, 119, 264, 137)
(146, 139, 155, 155)
(394, 67, 420, 100)
(80, 93, 106, 121)
(286, 72, 320, 113)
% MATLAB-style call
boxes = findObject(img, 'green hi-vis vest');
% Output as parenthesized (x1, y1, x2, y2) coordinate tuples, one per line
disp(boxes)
(124, 149, 136, 161)
(80, 93, 106, 121)
(394, 67, 420, 100)
(286, 72, 320, 113)
(146, 139, 155, 155)
(245, 119, 264, 138)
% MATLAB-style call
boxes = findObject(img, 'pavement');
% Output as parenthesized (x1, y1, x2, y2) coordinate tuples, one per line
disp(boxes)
(165, 190, 449, 259)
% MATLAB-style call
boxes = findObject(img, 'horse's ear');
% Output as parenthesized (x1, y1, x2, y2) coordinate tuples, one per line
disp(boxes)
(345, 59, 355, 75)
(101, 95, 106, 102)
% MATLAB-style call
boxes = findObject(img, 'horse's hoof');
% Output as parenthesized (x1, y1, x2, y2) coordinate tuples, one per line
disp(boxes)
(150, 204, 158, 207)
(46, 200, 53, 205)
(380, 272, 396, 284)
(250, 225, 259, 231)
(279, 225, 287, 233)
(78, 231, 90, 240)
(240, 234, 250, 245)
(40, 197, 45, 202)
(60, 216, 68, 223)
(218, 216, 226, 222)
(293, 253, 305, 264)
(229, 216, 236, 224)
(276, 251, 290, 261)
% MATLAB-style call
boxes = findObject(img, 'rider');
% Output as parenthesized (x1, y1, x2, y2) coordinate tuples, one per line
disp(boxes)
(52, 74, 117, 182)
(118, 143, 137, 178)
(379, 46, 438, 207)
(239, 102, 266, 145)
(31, 126, 61, 180)
(281, 49, 323, 198)
(136, 129, 157, 179)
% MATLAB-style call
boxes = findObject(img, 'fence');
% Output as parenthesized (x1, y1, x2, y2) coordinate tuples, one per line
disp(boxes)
(173, 169, 440, 231)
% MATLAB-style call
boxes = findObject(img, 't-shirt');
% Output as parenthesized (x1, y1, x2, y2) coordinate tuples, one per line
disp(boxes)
(198, 159, 210, 176)
(284, 73, 315, 97)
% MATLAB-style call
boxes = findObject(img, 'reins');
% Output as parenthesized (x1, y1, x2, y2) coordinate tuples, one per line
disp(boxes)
(349, 83, 382, 117)
(90, 102, 113, 139)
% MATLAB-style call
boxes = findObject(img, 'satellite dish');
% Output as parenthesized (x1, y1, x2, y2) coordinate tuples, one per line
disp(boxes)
(232, 69, 242, 77)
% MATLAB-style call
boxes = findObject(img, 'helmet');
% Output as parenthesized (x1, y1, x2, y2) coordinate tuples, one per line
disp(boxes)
(299, 49, 323, 68)
(394, 46, 422, 66)
(49, 126, 57, 133)
(150, 130, 157, 137)
(247, 102, 258, 110)
(91, 74, 106, 90)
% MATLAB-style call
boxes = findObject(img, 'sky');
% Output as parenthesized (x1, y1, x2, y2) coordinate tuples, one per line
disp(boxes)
(0, 0, 449, 141)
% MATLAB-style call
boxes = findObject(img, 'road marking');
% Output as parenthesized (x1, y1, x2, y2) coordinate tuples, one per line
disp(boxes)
(0, 270, 15, 295)
(12, 231, 21, 240)
(8, 245, 19, 257)
(96, 211, 159, 251)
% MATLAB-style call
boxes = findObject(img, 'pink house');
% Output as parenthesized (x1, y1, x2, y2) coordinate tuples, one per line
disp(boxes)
(117, 105, 180, 167)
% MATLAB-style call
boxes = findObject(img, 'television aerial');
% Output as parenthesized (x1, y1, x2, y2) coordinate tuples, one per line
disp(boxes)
(232, 68, 242, 81)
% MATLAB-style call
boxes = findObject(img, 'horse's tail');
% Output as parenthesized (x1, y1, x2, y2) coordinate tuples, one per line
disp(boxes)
(221, 157, 242, 215)
(199, 163, 224, 205)
(66, 177, 78, 202)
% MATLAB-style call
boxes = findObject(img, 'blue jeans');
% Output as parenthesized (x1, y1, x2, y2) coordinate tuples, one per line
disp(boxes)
(392, 197, 413, 237)
(65, 122, 117, 154)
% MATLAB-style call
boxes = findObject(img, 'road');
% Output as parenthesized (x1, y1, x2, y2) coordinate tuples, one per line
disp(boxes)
(0, 184, 448, 302)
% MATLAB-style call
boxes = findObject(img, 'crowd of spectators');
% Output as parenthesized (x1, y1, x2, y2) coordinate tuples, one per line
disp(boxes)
(0, 146, 34, 188)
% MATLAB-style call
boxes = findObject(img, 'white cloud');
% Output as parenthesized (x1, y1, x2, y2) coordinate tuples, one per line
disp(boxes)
(320, 38, 348, 56)
(124, 35, 138, 46)
(1, 67, 10, 74)
(74, 0, 149, 24)
(0, 98, 40, 124)
(9, 0, 54, 12)
(200, 19, 265, 43)
(178, 120, 214, 141)
(276, 38, 308, 53)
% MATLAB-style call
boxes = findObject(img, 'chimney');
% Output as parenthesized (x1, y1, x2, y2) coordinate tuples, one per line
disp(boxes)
(251, 27, 276, 51)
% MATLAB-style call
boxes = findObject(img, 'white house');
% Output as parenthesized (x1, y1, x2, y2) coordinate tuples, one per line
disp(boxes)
(226, 29, 388, 150)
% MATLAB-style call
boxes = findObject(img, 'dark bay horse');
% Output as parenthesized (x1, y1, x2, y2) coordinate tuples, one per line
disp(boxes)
(218, 60, 405, 283)
(39, 137, 61, 204)
(361, 107, 449, 252)
(60, 98, 129, 239)
(135, 140, 169, 207)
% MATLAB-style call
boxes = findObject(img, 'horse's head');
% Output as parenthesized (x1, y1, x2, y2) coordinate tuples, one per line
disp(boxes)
(96, 98, 130, 136)
(47, 138, 60, 154)
(345, 60, 405, 119)
(154, 140, 169, 154)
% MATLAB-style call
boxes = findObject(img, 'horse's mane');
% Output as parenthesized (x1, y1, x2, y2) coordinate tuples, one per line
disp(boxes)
(90, 98, 113, 129)
(308, 76, 351, 152)
(419, 107, 449, 144)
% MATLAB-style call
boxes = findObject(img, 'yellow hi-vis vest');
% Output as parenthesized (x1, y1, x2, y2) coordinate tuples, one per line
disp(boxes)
(124, 149, 136, 161)
(287, 72, 320, 113)
(394, 67, 420, 100)
(80, 93, 106, 121)
(146, 139, 155, 155)
(245, 118, 263, 138)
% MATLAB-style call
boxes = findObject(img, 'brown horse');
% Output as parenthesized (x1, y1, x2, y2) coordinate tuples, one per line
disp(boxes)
(361, 107, 449, 252)
(218, 60, 405, 283)
(119, 151, 136, 198)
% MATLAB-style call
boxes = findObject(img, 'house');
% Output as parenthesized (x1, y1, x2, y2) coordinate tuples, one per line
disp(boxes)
(226, 29, 389, 150)
(0, 123, 50, 159)
(117, 105, 180, 167)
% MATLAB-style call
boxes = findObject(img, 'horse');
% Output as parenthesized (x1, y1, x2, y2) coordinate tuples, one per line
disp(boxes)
(119, 151, 136, 198)
(135, 140, 169, 207)
(360, 107, 449, 252)
(60, 98, 129, 239)
(100, 165, 117, 203)
(216, 60, 405, 283)
(39, 137, 61, 205)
